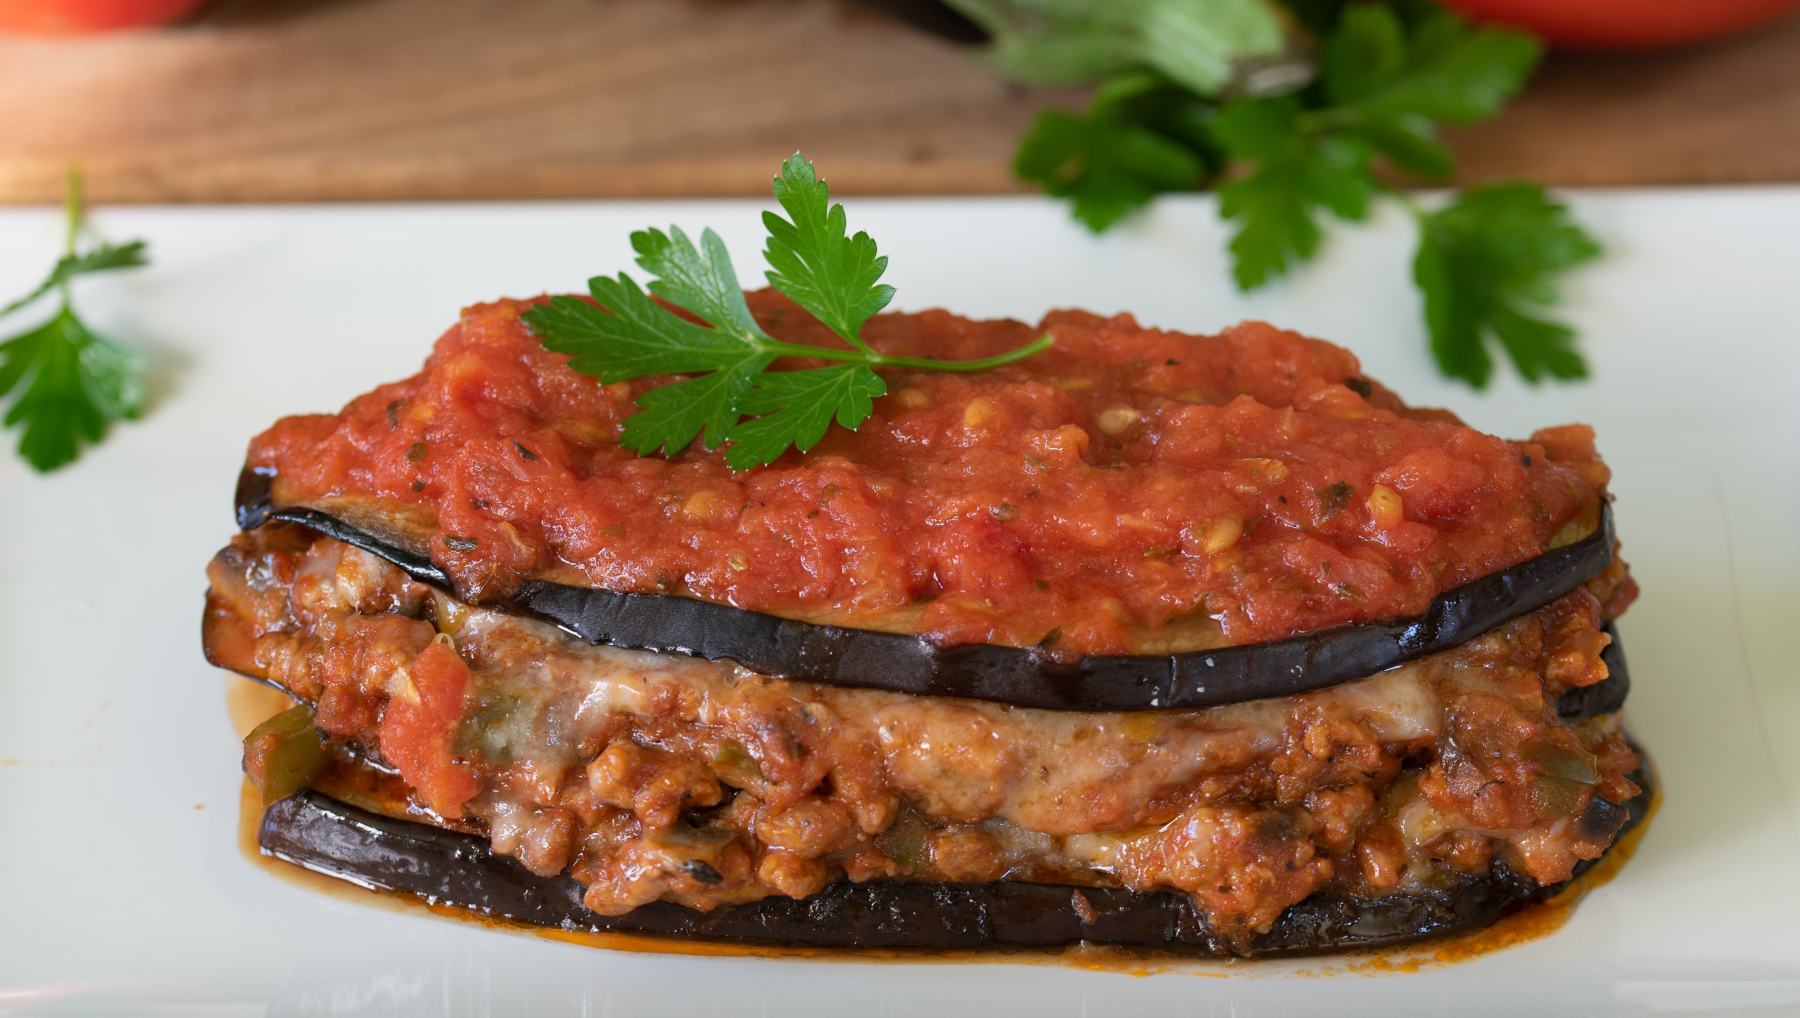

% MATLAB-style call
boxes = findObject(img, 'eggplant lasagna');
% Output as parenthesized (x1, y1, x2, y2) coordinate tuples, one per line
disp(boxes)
(204, 293, 1646, 956)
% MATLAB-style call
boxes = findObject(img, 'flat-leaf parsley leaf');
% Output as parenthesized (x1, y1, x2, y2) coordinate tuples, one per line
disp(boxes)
(1, 170, 149, 472)
(1414, 184, 1600, 387)
(521, 154, 1052, 469)
(1013, 73, 1215, 231)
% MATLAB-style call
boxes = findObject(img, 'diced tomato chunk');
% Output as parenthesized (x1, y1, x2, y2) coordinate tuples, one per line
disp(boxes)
(379, 638, 479, 817)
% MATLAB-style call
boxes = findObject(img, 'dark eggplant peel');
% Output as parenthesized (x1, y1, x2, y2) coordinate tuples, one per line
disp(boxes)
(205, 295, 1649, 958)
(236, 470, 1618, 713)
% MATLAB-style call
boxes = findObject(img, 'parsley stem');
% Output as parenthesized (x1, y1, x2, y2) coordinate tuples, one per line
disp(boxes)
(59, 168, 83, 308)
(63, 168, 82, 261)
(760, 334, 1054, 373)
(870, 334, 1055, 372)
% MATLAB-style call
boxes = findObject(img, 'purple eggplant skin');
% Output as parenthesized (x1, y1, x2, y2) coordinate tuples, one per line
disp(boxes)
(259, 759, 1648, 957)
(237, 468, 1618, 713)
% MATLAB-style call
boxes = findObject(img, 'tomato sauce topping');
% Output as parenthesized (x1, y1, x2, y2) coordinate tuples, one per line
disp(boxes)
(249, 292, 1607, 656)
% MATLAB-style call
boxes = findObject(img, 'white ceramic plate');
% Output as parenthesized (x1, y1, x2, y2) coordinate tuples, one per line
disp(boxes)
(2, 191, 1797, 1017)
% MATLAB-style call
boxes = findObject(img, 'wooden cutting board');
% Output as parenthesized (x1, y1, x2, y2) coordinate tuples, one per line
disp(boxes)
(1, 0, 1796, 204)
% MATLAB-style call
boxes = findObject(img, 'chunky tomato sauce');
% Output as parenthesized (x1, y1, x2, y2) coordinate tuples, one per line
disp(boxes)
(249, 292, 1607, 656)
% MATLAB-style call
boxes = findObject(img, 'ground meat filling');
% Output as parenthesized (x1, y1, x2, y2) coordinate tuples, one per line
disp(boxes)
(207, 525, 1640, 942)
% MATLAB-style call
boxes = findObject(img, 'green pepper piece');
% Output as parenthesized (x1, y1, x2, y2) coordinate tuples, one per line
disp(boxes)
(1532, 774, 1590, 820)
(875, 820, 929, 873)
(243, 703, 329, 805)
(1522, 737, 1599, 784)
(711, 740, 766, 790)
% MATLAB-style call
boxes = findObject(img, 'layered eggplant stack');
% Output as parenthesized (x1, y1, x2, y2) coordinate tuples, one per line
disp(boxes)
(204, 294, 1647, 956)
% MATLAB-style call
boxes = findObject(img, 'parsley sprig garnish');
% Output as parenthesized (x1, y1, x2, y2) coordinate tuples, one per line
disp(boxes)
(523, 153, 1052, 469)
(968, 0, 1601, 387)
(1, 170, 149, 472)
(1410, 184, 1599, 386)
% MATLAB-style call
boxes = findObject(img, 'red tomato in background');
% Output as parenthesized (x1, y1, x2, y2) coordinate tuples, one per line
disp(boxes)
(0, 0, 205, 33)
(1444, 0, 1800, 48)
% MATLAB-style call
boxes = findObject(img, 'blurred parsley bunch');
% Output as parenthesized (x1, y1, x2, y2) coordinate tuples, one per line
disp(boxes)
(945, 0, 1601, 387)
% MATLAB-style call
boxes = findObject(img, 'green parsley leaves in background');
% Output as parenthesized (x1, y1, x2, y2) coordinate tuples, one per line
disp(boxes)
(522, 153, 1052, 469)
(948, 0, 1288, 96)
(953, 0, 1603, 387)
(1013, 73, 1218, 232)
(1, 171, 149, 472)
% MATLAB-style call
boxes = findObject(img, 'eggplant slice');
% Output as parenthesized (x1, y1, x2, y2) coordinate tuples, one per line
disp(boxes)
(237, 469, 1620, 712)
(261, 759, 1650, 957)
(1557, 625, 1632, 720)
